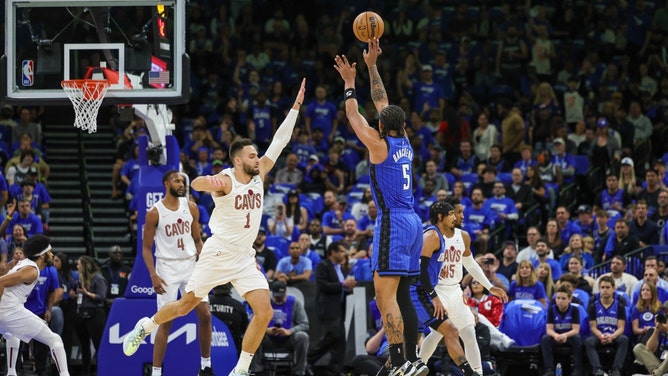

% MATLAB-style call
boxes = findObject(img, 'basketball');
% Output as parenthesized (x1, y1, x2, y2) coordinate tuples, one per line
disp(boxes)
(352, 11, 384, 42)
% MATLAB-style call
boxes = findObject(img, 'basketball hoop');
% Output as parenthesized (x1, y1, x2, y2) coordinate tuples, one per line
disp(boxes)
(61, 79, 110, 133)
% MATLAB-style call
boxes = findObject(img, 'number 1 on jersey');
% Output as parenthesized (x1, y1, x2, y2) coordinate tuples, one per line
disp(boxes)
(244, 212, 251, 228)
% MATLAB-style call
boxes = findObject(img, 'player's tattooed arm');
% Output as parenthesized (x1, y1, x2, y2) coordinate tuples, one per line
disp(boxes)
(368, 65, 387, 104)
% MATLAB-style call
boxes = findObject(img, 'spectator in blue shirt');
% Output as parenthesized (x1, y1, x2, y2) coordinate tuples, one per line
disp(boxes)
(297, 233, 321, 282)
(555, 205, 583, 246)
(533, 238, 563, 282)
(275, 241, 313, 286)
(292, 130, 318, 169)
(3, 198, 43, 239)
(483, 182, 519, 222)
(464, 188, 496, 251)
(514, 145, 537, 176)
(509, 260, 547, 308)
(305, 85, 338, 143)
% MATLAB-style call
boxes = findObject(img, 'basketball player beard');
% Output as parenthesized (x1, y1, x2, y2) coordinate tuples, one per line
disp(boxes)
(169, 186, 185, 197)
(242, 161, 260, 177)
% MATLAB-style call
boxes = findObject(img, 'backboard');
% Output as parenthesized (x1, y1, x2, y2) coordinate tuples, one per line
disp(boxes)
(3, 0, 188, 105)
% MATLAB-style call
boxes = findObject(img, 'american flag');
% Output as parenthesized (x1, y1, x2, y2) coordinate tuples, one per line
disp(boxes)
(148, 70, 170, 84)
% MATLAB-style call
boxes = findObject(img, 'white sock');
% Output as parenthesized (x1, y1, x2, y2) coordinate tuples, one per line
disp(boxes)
(5, 336, 19, 376)
(418, 330, 443, 362)
(234, 351, 254, 372)
(201, 357, 211, 369)
(152, 366, 162, 376)
(460, 325, 483, 374)
(142, 317, 159, 333)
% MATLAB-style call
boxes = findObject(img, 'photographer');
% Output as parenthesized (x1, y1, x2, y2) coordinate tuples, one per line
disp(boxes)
(633, 302, 668, 376)
(268, 202, 294, 240)
(462, 253, 509, 292)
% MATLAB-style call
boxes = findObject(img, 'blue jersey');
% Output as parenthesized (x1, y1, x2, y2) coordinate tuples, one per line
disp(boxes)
(25, 265, 60, 315)
(417, 225, 445, 288)
(589, 298, 626, 335)
(370, 137, 415, 211)
(548, 303, 580, 334)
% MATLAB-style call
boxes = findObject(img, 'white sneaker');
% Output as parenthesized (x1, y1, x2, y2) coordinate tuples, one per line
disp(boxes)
(227, 370, 250, 376)
(122, 317, 151, 356)
(389, 361, 417, 376)
(500, 335, 515, 350)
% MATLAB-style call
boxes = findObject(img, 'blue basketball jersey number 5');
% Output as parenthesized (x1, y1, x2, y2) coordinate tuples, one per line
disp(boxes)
(402, 164, 410, 190)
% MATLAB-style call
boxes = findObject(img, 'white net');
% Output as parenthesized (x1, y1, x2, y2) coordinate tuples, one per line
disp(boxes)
(61, 80, 110, 133)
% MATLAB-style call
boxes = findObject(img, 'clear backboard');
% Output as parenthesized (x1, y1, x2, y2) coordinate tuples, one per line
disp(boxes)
(2, 0, 188, 105)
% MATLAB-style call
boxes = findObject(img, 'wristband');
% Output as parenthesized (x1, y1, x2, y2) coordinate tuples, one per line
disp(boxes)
(344, 88, 356, 101)
(429, 290, 438, 299)
(5, 215, 11, 221)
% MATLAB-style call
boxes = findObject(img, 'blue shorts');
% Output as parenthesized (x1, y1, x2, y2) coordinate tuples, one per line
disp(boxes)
(410, 285, 445, 331)
(372, 209, 422, 277)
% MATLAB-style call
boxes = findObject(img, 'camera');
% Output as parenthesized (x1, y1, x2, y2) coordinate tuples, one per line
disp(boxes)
(277, 206, 283, 215)
(658, 313, 667, 324)
(273, 323, 282, 328)
(484, 258, 496, 265)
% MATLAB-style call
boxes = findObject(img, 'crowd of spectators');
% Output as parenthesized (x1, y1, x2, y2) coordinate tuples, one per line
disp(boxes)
(83, 0, 668, 374)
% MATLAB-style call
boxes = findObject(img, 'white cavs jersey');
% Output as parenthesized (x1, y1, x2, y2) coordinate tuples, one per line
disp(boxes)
(0, 259, 39, 309)
(438, 228, 465, 286)
(154, 197, 197, 259)
(209, 167, 264, 250)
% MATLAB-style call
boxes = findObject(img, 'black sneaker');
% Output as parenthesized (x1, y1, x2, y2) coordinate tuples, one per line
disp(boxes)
(389, 361, 417, 376)
(198, 366, 215, 376)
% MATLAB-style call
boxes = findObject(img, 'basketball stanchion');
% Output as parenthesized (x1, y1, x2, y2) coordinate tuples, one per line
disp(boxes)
(61, 79, 110, 133)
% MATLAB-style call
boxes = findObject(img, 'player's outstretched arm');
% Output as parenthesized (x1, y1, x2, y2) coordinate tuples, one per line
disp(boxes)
(259, 78, 306, 177)
(460, 231, 495, 293)
(363, 38, 389, 112)
(333, 55, 386, 157)
(0, 265, 38, 291)
(191, 174, 233, 196)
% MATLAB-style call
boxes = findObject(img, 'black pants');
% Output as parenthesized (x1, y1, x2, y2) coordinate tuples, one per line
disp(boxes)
(308, 318, 344, 375)
(60, 299, 77, 364)
(74, 308, 107, 375)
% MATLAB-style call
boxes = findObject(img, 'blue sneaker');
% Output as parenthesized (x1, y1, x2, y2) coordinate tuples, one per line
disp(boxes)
(122, 317, 151, 356)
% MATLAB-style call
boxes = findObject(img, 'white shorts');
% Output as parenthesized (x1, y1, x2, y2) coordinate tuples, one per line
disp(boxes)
(435, 283, 475, 329)
(185, 235, 268, 299)
(155, 257, 209, 310)
(0, 306, 50, 343)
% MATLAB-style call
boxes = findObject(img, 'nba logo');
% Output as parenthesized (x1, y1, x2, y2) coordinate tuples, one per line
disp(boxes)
(22, 60, 34, 87)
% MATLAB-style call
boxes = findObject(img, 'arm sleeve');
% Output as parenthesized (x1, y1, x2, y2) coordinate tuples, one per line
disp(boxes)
(419, 256, 436, 297)
(462, 254, 493, 290)
(264, 109, 299, 162)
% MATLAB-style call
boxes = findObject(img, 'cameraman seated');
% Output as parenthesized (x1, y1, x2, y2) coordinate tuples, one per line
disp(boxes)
(249, 281, 310, 376)
(633, 302, 668, 376)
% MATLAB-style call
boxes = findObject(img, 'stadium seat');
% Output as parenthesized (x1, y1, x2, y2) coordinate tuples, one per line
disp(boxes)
(265, 236, 290, 260)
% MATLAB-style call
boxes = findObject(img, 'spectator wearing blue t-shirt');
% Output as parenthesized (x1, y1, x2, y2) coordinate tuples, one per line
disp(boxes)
(509, 260, 547, 308)
(305, 85, 338, 142)
(275, 241, 313, 286)
(555, 206, 583, 246)
(3, 198, 43, 238)
(292, 130, 318, 169)
(464, 188, 496, 251)
(298, 233, 321, 282)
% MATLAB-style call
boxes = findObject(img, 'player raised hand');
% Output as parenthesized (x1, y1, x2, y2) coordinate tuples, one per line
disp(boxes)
(293, 78, 306, 109)
(363, 37, 382, 67)
(489, 286, 508, 303)
(333, 55, 357, 84)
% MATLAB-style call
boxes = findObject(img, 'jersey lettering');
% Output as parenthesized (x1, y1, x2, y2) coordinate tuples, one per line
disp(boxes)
(164, 219, 191, 237)
(234, 190, 263, 210)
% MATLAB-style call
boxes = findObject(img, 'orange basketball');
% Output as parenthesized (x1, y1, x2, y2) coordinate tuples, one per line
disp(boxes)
(352, 11, 384, 42)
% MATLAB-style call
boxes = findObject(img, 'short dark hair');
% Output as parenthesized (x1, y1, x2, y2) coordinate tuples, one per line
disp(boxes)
(20, 149, 35, 162)
(378, 105, 406, 136)
(612, 255, 626, 264)
(429, 200, 454, 225)
(444, 197, 460, 207)
(599, 275, 615, 287)
(556, 284, 572, 296)
(558, 273, 578, 287)
(229, 138, 254, 159)
(326, 241, 344, 256)
(162, 169, 179, 184)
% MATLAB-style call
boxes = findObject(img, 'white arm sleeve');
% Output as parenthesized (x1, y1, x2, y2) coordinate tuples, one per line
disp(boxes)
(462, 254, 494, 291)
(264, 108, 299, 162)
